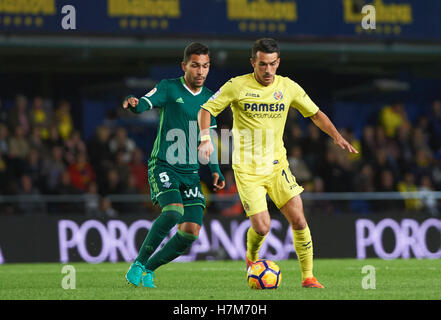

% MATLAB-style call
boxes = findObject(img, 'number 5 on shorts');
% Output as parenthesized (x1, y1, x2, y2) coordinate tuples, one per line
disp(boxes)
(159, 172, 170, 183)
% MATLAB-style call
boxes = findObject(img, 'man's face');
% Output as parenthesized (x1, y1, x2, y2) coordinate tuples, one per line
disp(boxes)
(250, 51, 280, 86)
(182, 54, 210, 88)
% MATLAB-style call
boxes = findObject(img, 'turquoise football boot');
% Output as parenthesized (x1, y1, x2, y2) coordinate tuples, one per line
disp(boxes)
(141, 270, 157, 288)
(125, 261, 145, 287)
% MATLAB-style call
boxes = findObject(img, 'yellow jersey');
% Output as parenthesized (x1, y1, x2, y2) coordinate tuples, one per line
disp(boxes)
(202, 73, 319, 175)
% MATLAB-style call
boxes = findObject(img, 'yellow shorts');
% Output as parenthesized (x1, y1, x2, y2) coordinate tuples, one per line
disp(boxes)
(234, 165, 304, 216)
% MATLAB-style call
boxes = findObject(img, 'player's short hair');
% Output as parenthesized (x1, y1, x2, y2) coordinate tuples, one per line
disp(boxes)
(183, 42, 210, 64)
(252, 38, 280, 59)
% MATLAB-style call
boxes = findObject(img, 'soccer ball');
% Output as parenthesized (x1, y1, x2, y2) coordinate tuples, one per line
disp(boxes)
(247, 259, 282, 289)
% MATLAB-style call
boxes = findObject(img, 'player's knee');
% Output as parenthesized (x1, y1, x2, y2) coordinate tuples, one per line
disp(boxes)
(257, 227, 270, 236)
(250, 211, 271, 236)
(253, 223, 270, 236)
(178, 222, 201, 237)
(187, 228, 200, 238)
(291, 217, 307, 230)
(167, 203, 184, 208)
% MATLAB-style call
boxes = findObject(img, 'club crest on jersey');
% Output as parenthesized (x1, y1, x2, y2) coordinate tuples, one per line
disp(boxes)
(145, 87, 157, 97)
(273, 91, 283, 100)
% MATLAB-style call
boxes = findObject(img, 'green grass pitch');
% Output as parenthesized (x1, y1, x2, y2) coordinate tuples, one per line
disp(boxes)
(1, 258, 440, 300)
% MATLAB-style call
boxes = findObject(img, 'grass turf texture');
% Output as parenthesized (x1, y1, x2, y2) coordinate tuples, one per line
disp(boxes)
(0, 258, 440, 300)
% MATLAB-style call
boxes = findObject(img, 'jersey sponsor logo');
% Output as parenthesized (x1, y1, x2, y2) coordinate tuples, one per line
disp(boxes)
(243, 103, 285, 112)
(273, 91, 283, 100)
(145, 87, 157, 97)
(209, 89, 221, 101)
(183, 187, 204, 199)
(244, 113, 282, 119)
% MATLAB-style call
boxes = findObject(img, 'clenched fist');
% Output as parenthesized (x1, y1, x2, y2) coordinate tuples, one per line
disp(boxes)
(122, 96, 139, 109)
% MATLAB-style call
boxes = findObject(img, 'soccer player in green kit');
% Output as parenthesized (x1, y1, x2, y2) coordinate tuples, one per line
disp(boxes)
(123, 43, 225, 288)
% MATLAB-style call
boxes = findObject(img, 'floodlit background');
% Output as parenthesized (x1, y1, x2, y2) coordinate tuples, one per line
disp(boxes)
(0, 0, 441, 264)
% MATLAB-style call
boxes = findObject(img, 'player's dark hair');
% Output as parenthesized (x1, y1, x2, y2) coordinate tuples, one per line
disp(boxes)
(183, 42, 210, 63)
(252, 38, 280, 59)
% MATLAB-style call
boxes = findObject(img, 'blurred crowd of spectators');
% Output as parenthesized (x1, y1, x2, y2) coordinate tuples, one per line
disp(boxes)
(0, 95, 152, 216)
(282, 99, 441, 216)
(1, 94, 440, 217)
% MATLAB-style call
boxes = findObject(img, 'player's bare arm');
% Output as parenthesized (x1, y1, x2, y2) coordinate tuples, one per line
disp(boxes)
(197, 108, 214, 161)
(197, 107, 223, 190)
(309, 110, 359, 153)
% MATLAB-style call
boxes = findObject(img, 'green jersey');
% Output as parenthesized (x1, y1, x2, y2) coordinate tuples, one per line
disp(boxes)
(130, 76, 217, 174)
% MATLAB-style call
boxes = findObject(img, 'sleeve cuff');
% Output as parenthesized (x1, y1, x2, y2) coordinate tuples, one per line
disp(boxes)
(141, 96, 153, 110)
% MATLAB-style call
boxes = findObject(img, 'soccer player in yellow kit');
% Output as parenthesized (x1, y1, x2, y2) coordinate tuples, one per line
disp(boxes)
(198, 38, 358, 288)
